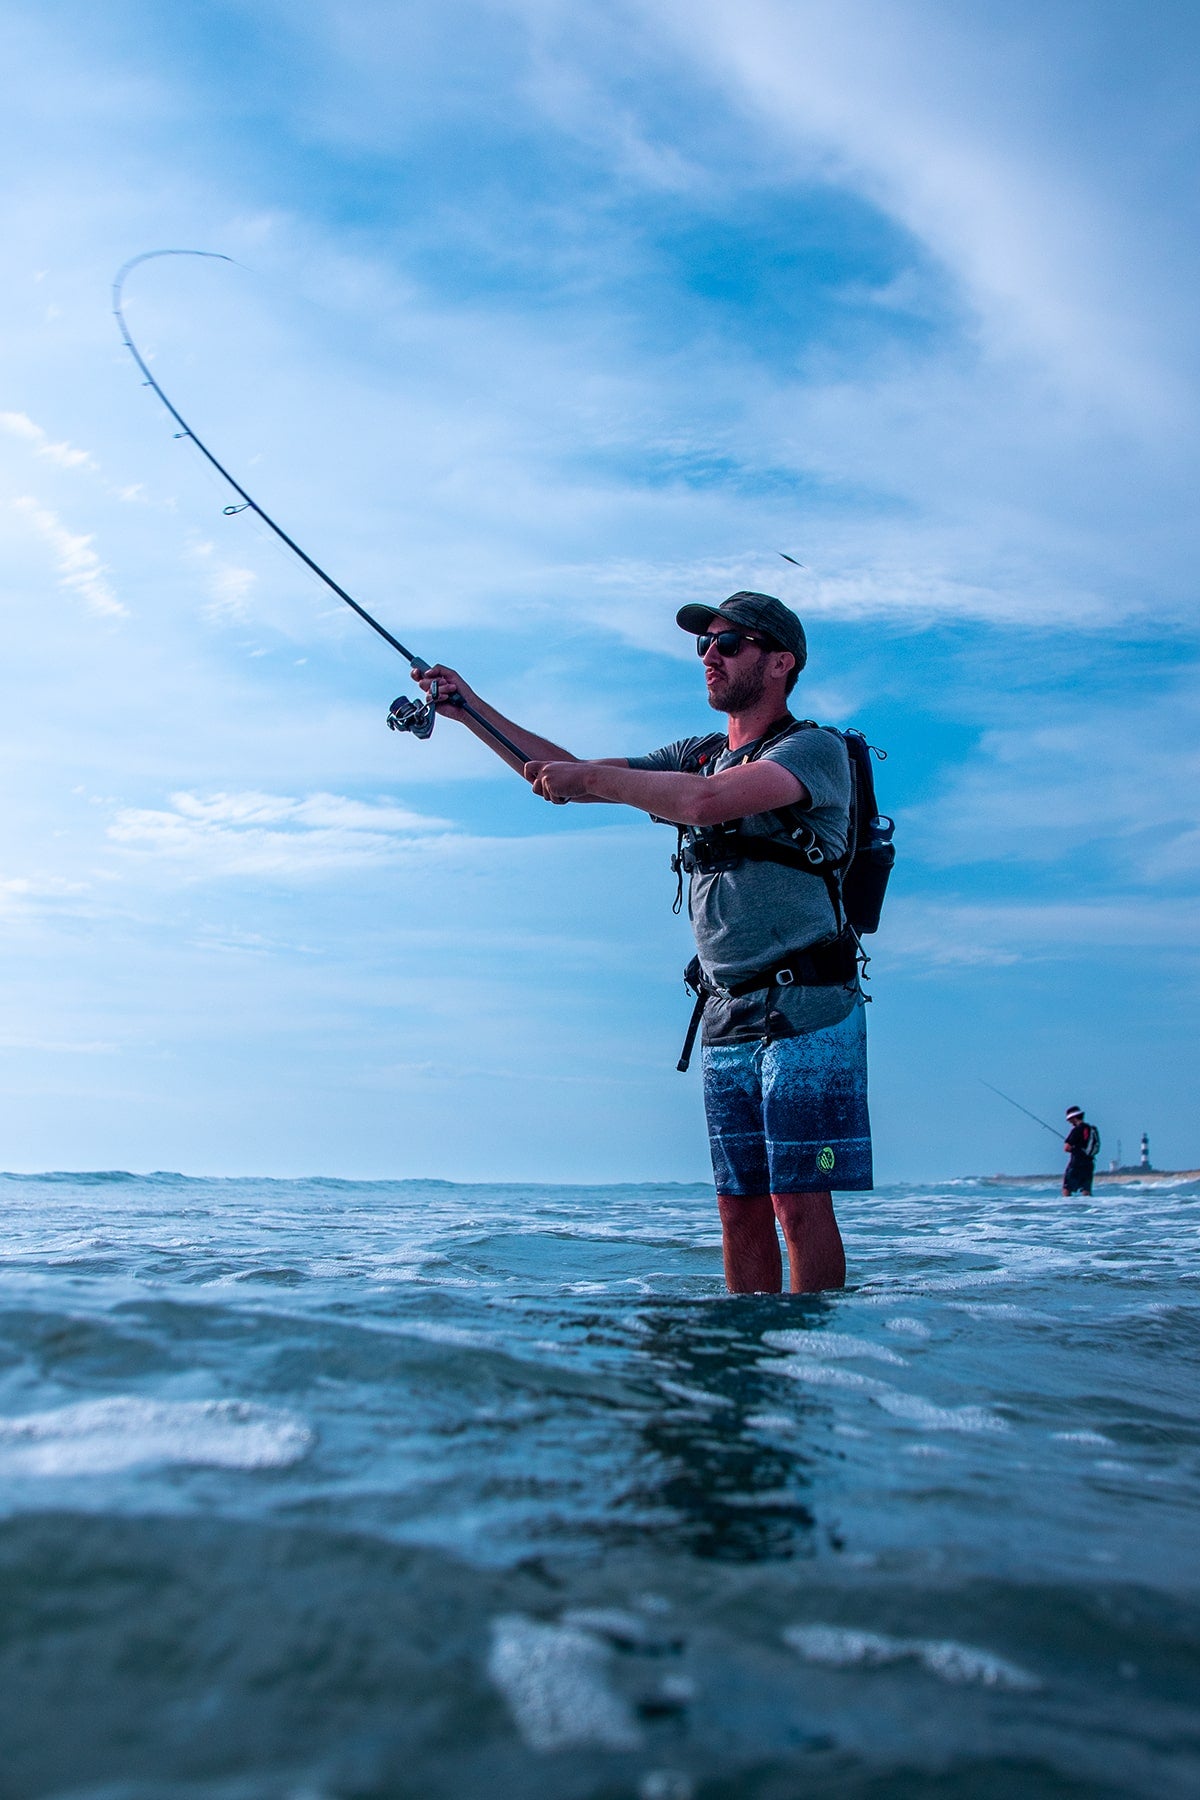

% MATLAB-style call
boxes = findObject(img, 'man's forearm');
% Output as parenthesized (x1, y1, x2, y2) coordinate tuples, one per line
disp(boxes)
(577, 763, 712, 824)
(553, 758, 807, 822)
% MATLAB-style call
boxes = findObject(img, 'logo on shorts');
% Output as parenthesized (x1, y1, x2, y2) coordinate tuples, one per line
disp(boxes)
(817, 1146, 836, 1172)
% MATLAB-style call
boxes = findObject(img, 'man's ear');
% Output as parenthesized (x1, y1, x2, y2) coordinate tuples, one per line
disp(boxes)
(774, 650, 796, 682)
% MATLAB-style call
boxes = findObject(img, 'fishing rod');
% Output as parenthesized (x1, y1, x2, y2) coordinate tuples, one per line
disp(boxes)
(978, 1080, 1062, 1140)
(112, 249, 534, 765)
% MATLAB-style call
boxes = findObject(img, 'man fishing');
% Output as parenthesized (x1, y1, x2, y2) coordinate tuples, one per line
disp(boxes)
(1063, 1106, 1100, 1196)
(112, 264, 872, 1288)
(413, 592, 870, 1295)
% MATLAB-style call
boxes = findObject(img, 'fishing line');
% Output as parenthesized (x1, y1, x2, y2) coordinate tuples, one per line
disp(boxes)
(978, 1079, 1062, 1139)
(112, 249, 534, 765)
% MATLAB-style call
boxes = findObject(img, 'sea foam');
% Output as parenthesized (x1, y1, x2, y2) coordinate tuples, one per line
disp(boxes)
(784, 1623, 1039, 1690)
(765, 1355, 1007, 1433)
(488, 1613, 642, 1751)
(0, 1396, 313, 1476)
(761, 1330, 907, 1365)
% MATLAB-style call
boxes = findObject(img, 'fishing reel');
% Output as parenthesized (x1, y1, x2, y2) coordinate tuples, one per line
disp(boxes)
(384, 675, 528, 764)
(387, 678, 438, 741)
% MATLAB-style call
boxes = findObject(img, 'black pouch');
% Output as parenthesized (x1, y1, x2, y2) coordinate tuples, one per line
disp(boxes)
(842, 817, 895, 936)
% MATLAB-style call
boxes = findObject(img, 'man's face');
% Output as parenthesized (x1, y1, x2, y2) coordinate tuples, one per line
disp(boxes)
(701, 615, 773, 714)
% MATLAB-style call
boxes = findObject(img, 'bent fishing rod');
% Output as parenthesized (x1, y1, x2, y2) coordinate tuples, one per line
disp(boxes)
(978, 1080, 1062, 1140)
(112, 249, 533, 764)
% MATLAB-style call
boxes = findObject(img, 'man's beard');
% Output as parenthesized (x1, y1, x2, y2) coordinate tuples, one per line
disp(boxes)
(707, 658, 767, 714)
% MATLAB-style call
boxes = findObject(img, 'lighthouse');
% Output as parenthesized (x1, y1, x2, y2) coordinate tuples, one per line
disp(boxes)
(1140, 1132, 1152, 1171)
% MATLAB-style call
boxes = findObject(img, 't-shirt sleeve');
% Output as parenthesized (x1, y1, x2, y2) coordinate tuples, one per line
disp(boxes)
(626, 739, 694, 772)
(760, 728, 851, 812)
(756, 728, 852, 861)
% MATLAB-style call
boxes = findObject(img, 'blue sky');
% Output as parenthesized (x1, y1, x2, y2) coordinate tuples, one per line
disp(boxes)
(2, 0, 1197, 1181)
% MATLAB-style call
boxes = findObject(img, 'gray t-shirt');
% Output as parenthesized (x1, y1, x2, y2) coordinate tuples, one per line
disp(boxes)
(630, 722, 859, 1042)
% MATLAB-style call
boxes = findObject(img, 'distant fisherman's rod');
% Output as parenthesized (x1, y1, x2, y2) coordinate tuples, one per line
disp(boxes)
(978, 1080, 1062, 1139)
(112, 249, 532, 764)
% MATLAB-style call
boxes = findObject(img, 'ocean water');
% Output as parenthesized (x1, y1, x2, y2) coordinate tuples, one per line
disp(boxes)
(0, 1171, 1197, 1800)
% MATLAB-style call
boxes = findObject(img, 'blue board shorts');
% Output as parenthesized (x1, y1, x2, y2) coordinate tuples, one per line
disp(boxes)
(701, 1001, 873, 1195)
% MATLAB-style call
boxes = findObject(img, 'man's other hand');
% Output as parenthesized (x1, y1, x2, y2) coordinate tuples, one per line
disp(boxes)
(526, 760, 589, 804)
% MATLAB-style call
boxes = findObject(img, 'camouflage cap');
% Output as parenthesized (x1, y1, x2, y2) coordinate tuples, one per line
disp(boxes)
(676, 591, 807, 671)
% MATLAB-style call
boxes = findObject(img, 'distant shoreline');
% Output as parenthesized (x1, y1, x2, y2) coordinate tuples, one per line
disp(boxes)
(980, 1169, 1200, 1186)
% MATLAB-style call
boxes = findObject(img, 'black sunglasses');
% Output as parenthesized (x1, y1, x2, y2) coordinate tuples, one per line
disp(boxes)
(696, 628, 776, 658)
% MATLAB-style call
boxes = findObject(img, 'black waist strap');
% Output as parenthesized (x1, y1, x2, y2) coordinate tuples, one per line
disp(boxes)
(723, 932, 858, 996)
(676, 934, 858, 1071)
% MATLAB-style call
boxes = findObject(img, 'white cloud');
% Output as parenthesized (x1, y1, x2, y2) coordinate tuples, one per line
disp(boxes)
(1, 409, 96, 470)
(905, 676, 1200, 873)
(1, 412, 42, 444)
(107, 789, 458, 879)
(636, 0, 1188, 420)
(11, 497, 126, 617)
(0, 875, 91, 921)
(427, 0, 1196, 632)
(884, 894, 1200, 969)
(171, 792, 447, 830)
(189, 548, 259, 624)
(520, 29, 701, 194)
(0, 1034, 116, 1054)
(209, 564, 257, 620)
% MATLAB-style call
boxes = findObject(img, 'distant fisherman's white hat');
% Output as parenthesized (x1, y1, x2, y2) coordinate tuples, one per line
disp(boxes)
(1065, 1106, 1084, 1119)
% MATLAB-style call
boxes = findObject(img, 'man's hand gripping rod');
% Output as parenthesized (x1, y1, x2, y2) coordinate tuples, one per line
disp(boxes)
(386, 667, 531, 763)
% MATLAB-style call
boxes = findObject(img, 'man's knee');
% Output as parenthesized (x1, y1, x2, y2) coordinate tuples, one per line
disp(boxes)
(718, 1192, 773, 1228)
(718, 1194, 777, 1250)
(772, 1189, 835, 1227)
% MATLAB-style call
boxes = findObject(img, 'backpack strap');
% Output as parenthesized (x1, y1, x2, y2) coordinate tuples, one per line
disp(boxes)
(674, 719, 846, 921)
(669, 732, 730, 911)
(679, 730, 730, 774)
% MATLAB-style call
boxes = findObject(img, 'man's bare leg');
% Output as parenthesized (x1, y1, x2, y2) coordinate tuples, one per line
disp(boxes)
(717, 1193, 782, 1293)
(772, 1190, 846, 1293)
